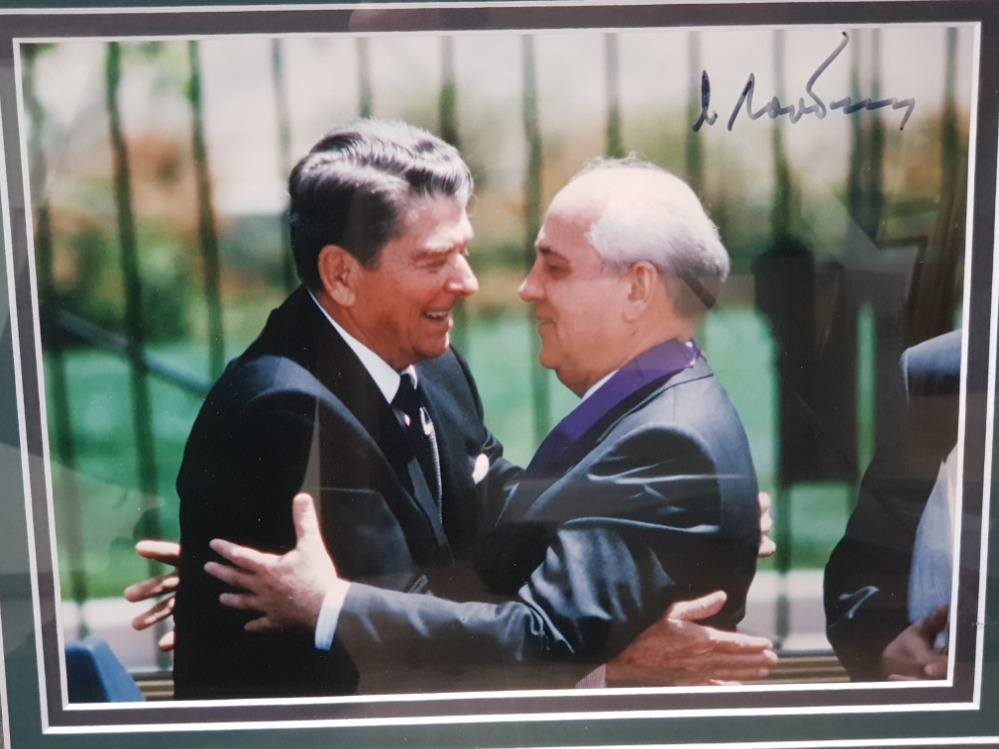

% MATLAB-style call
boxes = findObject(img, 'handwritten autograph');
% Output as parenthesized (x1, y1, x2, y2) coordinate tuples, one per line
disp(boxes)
(693, 32, 915, 133)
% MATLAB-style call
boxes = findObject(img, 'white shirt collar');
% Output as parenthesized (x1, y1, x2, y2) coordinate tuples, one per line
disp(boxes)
(580, 370, 616, 403)
(308, 290, 413, 403)
(579, 341, 695, 403)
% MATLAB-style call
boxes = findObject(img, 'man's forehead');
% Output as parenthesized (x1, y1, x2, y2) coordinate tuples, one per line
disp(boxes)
(539, 194, 598, 242)
(397, 194, 473, 241)
(536, 210, 601, 267)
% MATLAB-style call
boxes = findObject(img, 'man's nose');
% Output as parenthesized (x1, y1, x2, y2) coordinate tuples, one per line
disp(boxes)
(445, 253, 479, 296)
(518, 267, 541, 302)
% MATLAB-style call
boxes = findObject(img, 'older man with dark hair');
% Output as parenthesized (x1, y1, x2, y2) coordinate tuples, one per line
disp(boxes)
(202, 156, 764, 692)
(171, 119, 519, 699)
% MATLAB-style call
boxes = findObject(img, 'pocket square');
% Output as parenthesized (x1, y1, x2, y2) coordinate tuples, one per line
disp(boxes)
(472, 452, 490, 483)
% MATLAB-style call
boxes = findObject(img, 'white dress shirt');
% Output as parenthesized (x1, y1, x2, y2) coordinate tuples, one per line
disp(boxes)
(908, 444, 959, 650)
(307, 291, 420, 650)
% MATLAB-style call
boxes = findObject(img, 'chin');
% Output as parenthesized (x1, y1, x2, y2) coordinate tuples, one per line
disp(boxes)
(421, 336, 451, 359)
(538, 358, 560, 374)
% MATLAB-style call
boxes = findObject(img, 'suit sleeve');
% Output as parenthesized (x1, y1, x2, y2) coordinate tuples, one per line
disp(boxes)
(177, 387, 368, 698)
(823, 342, 957, 680)
(333, 426, 758, 691)
(823, 442, 923, 680)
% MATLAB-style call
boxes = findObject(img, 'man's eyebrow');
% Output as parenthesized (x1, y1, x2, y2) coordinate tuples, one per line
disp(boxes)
(536, 245, 567, 262)
(414, 242, 468, 262)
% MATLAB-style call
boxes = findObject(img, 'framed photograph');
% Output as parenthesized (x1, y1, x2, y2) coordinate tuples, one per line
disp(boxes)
(0, 0, 996, 746)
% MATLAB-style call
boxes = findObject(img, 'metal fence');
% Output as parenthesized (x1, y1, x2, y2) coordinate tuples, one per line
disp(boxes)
(22, 28, 967, 653)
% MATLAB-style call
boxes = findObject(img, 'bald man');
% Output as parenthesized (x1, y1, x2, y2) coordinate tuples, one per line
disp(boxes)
(204, 157, 762, 692)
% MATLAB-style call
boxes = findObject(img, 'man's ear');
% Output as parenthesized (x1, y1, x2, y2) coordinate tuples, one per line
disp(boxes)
(623, 261, 660, 320)
(317, 245, 360, 306)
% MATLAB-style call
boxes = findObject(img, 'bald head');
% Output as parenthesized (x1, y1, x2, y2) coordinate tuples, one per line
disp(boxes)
(519, 158, 728, 396)
(564, 159, 729, 319)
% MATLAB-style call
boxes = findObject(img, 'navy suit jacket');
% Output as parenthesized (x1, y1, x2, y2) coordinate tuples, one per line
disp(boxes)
(824, 330, 961, 680)
(173, 287, 516, 699)
(333, 357, 760, 693)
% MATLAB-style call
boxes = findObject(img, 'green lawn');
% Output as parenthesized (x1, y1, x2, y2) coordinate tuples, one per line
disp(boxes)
(48, 307, 857, 600)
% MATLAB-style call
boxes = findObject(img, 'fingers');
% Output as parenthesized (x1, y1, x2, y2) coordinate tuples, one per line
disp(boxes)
(625, 647, 777, 672)
(666, 590, 727, 622)
(607, 653, 776, 687)
(210, 593, 280, 634)
(244, 616, 281, 634)
(758, 491, 771, 519)
(920, 605, 950, 636)
(157, 630, 175, 652)
(757, 492, 777, 557)
(217, 592, 281, 634)
(124, 572, 179, 603)
(135, 540, 181, 565)
(204, 560, 256, 590)
(218, 591, 261, 611)
(292, 493, 323, 546)
(670, 651, 778, 672)
(131, 595, 175, 630)
(673, 663, 774, 684)
(703, 630, 775, 655)
(923, 658, 948, 679)
(209, 538, 272, 571)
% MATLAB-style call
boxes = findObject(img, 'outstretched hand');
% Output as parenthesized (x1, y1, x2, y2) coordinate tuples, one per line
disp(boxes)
(205, 493, 337, 633)
(124, 540, 181, 652)
(605, 591, 777, 686)
(883, 605, 949, 680)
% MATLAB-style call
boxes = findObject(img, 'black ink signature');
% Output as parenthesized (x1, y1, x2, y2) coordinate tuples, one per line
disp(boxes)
(693, 32, 915, 133)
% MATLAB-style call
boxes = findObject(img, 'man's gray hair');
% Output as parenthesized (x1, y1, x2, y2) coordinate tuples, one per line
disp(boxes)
(575, 156, 730, 318)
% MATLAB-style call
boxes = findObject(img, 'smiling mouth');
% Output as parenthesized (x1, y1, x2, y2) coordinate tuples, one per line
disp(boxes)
(424, 310, 451, 323)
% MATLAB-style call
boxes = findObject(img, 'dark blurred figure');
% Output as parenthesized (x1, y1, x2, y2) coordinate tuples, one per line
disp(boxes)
(824, 330, 961, 680)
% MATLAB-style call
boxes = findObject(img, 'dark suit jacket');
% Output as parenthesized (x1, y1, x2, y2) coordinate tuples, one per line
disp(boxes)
(824, 330, 961, 680)
(173, 287, 516, 699)
(333, 357, 760, 693)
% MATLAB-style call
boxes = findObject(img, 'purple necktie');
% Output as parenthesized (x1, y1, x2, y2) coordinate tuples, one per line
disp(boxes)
(524, 340, 703, 478)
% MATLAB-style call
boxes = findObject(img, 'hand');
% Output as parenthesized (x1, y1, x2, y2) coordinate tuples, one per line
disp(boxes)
(605, 591, 777, 686)
(758, 492, 776, 557)
(124, 540, 181, 652)
(205, 493, 337, 633)
(882, 605, 949, 680)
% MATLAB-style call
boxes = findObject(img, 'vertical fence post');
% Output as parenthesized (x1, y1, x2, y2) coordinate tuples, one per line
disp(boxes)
(270, 39, 297, 293)
(850, 30, 882, 507)
(26, 45, 89, 638)
(105, 41, 163, 619)
(604, 34, 623, 159)
(868, 30, 885, 237)
(686, 32, 704, 196)
(847, 30, 885, 240)
(771, 30, 792, 646)
(686, 32, 708, 350)
(439, 35, 469, 354)
(187, 41, 226, 378)
(771, 31, 793, 244)
(521, 35, 549, 446)
(906, 27, 964, 344)
(357, 37, 373, 117)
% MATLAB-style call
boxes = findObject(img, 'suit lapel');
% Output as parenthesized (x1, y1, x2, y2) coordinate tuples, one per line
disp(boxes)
(413, 368, 472, 546)
(254, 288, 446, 542)
(500, 359, 713, 524)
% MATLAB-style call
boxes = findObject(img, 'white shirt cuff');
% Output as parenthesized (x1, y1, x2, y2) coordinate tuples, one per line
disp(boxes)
(314, 578, 352, 651)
